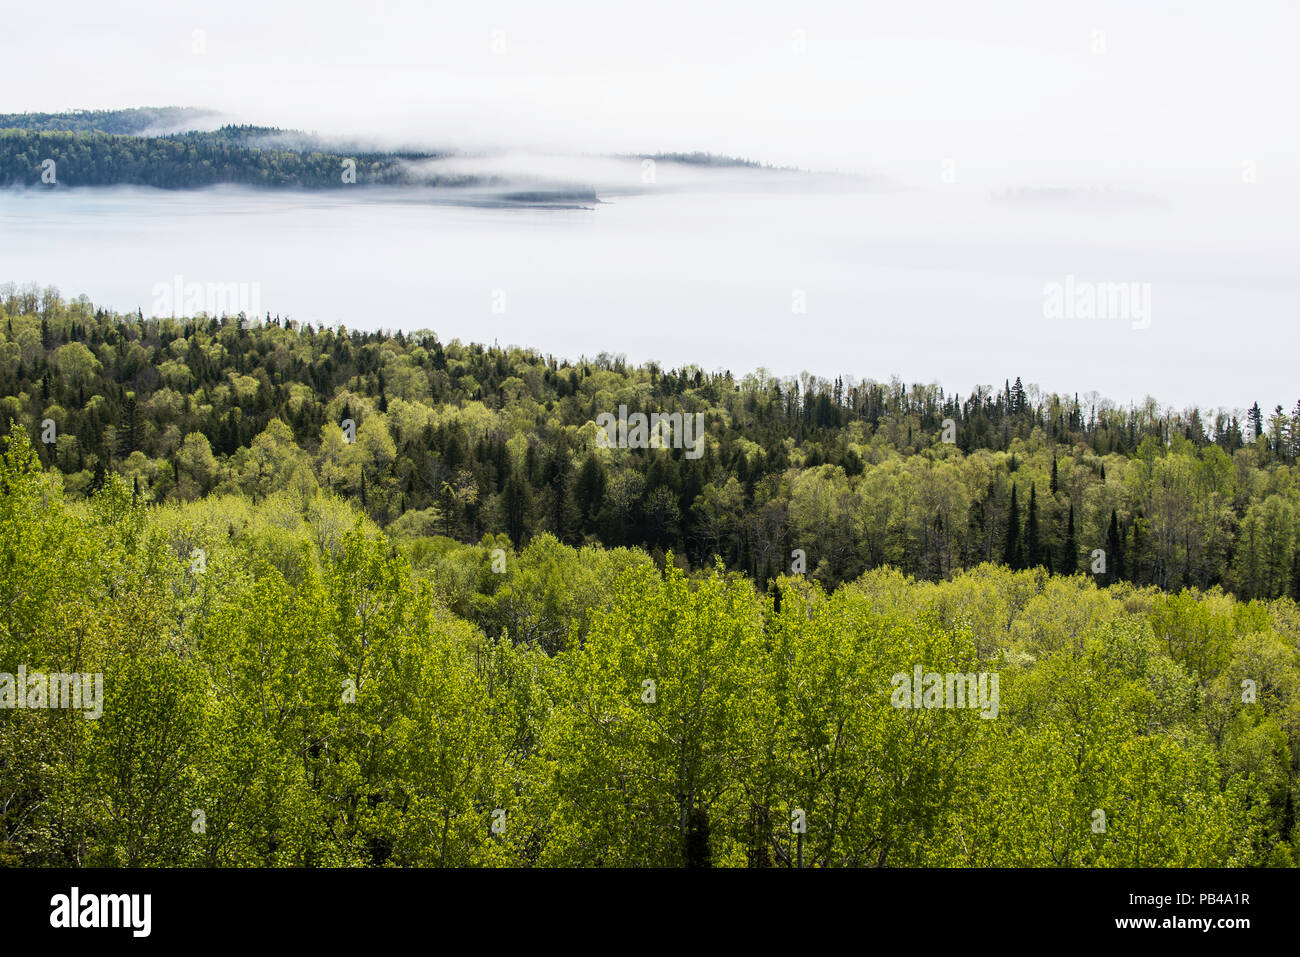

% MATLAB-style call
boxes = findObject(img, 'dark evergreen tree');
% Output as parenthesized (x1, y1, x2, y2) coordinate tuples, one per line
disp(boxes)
(1003, 484, 1021, 569)
(502, 470, 532, 545)
(574, 452, 607, 530)
(1106, 509, 1125, 583)
(1248, 402, 1264, 441)
(1059, 504, 1077, 575)
(1025, 484, 1045, 570)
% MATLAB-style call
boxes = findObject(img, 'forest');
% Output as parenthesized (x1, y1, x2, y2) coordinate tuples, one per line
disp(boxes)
(1, 283, 1297, 599)
(0, 107, 216, 135)
(1, 284, 1298, 867)
(0, 109, 769, 193)
(0, 122, 466, 190)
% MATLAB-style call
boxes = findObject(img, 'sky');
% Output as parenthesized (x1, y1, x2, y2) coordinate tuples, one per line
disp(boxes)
(8, 0, 1300, 180)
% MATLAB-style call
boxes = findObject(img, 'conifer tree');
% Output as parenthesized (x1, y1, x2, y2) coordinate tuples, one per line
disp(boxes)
(1003, 484, 1021, 569)
(1106, 509, 1125, 582)
(1059, 504, 1077, 574)
(1025, 484, 1045, 570)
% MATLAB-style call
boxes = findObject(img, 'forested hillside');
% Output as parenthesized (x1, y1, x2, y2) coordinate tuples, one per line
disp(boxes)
(0, 107, 215, 135)
(1, 426, 1297, 867)
(2, 284, 1298, 868)
(1, 284, 1297, 599)
(0, 127, 469, 190)
(0, 109, 755, 194)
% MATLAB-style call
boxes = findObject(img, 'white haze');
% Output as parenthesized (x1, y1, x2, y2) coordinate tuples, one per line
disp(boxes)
(3, 0, 1298, 411)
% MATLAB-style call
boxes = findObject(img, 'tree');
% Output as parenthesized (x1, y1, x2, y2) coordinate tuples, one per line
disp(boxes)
(574, 452, 607, 530)
(501, 470, 532, 545)
(1059, 504, 1078, 574)
(1025, 483, 1046, 570)
(693, 477, 744, 560)
(537, 561, 769, 866)
(175, 432, 218, 499)
(54, 341, 101, 385)
(1248, 402, 1264, 442)
(1004, 484, 1022, 569)
(238, 418, 302, 499)
(1106, 509, 1125, 583)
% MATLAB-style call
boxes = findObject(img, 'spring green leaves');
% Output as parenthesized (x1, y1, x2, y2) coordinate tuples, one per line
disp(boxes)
(1, 427, 1296, 866)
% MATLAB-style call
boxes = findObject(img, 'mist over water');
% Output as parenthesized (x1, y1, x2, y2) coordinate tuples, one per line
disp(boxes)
(1, 168, 1294, 413)
(5, 1, 1298, 413)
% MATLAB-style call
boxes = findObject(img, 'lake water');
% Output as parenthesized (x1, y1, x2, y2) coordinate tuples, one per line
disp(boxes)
(2, 168, 1294, 413)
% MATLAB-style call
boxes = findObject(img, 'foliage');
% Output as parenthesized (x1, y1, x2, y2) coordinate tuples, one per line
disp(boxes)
(1, 427, 1294, 867)
(2, 286, 1297, 603)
